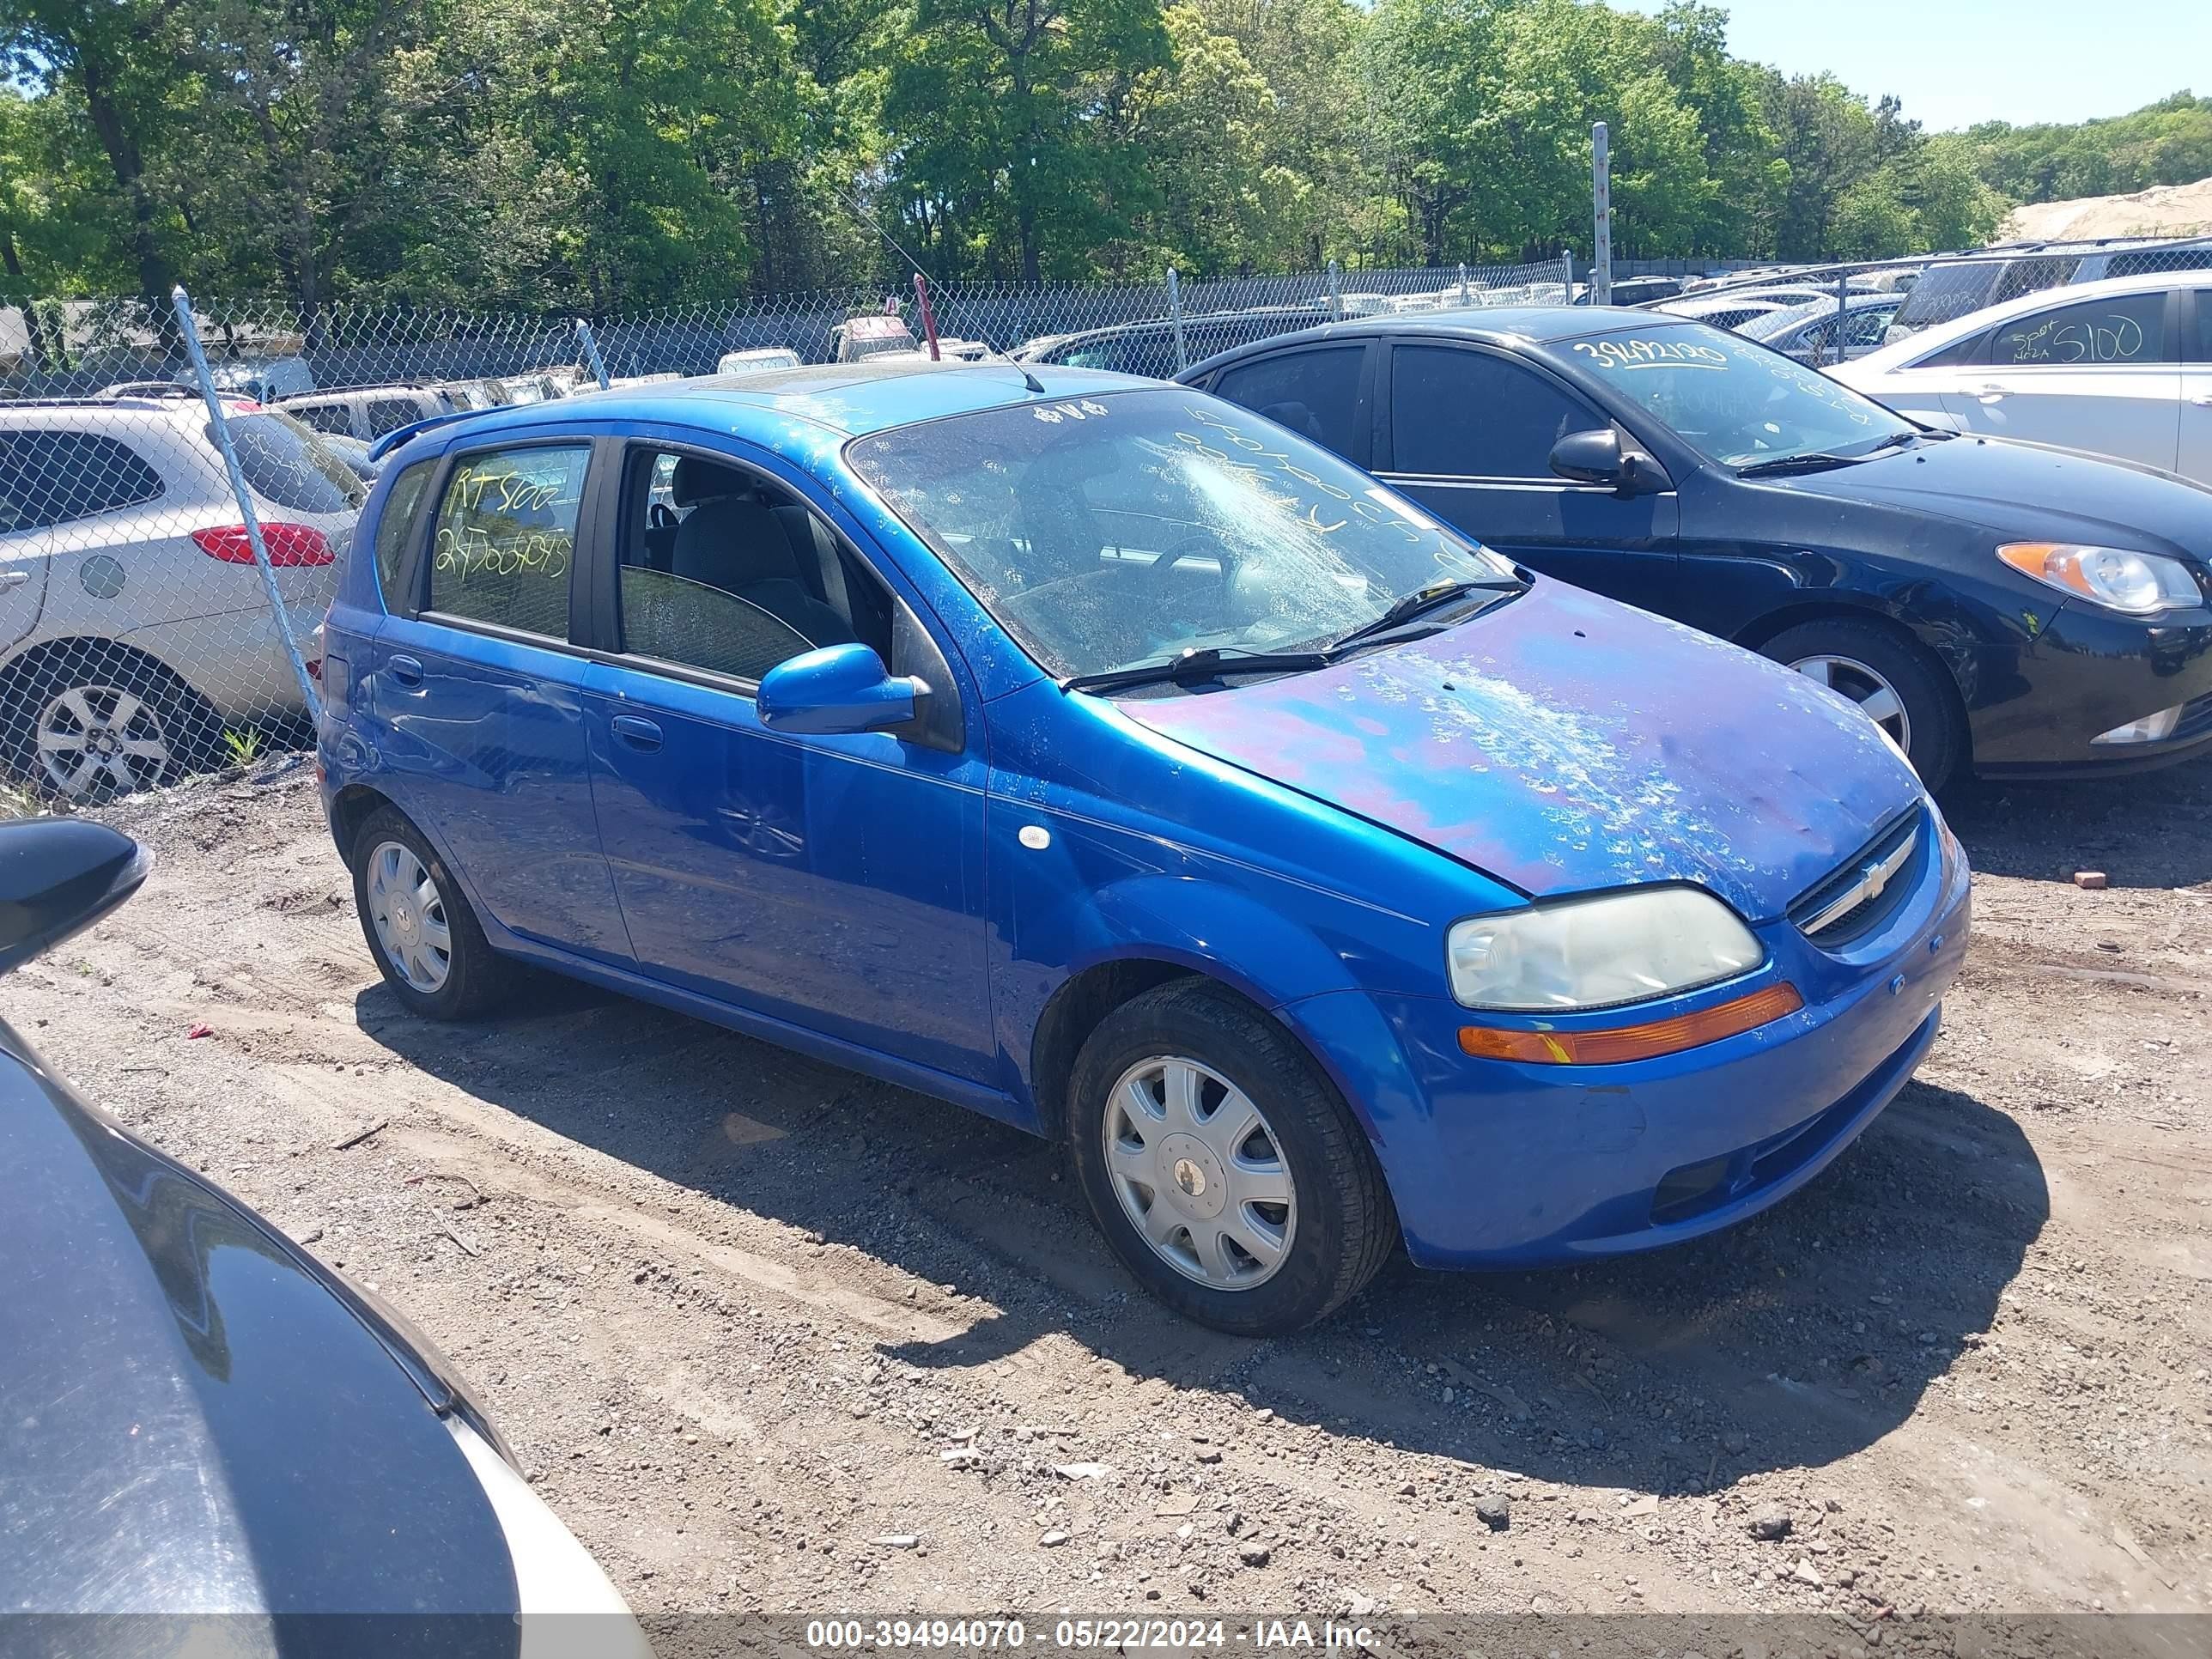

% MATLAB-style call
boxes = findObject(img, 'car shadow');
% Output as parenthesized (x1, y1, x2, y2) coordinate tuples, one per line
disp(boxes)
(1945, 750, 2212, 887)
(358, 983, 2045, 1498)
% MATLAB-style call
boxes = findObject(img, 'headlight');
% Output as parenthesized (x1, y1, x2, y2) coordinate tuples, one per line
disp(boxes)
(1447, 885, 1764, 1011)
(1997, 542, 2202, 616)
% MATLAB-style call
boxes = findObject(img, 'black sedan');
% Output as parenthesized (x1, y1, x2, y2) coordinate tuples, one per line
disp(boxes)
(0, 817, 647, 1654)
(1178, 308, 2212, 787)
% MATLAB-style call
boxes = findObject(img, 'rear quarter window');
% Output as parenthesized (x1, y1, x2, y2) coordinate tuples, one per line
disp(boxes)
(371, 460, 435, 609)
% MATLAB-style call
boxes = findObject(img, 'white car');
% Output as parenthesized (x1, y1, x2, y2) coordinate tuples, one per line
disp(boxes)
(0, 398, 359, 798)
(1832, 270, 2211, 483)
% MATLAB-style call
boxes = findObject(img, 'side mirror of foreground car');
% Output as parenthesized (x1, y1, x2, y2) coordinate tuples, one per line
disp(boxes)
(758, 641, 927, 737)
(0, 817, 149, 976)
(1550, 427, 1669, 496)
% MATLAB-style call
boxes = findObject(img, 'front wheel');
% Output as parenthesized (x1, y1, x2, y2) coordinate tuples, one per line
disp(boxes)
(1760, 617, 1963, 791)
(1066, 979, 1396, 1335)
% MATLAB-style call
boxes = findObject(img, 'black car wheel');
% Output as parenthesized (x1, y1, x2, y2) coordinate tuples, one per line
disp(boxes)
(1066, 978, 1397, 1335)
(1761, 618, 1962, 790)
(350, 805, 514, 1019)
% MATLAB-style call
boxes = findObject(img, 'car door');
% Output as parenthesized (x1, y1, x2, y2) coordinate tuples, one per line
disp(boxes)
(2180, 289, 2212, 485)
(1942, 288, 2181, 471)
(369, 435, 634, 963)
(1368, 340, 1681, 611)
(0, 432, 58, 651)
(576, 434, 994, 1085)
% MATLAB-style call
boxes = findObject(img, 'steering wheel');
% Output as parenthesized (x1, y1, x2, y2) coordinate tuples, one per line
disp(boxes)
(1139, 534, 1237, 593)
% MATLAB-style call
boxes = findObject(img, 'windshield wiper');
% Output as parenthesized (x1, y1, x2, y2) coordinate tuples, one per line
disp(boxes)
(1061, 647, 1333, 696)
(1737, 430, 1917, 477)
(1321, 578, 1516, 656)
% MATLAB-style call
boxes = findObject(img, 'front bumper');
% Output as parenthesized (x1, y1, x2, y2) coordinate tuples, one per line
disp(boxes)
(1970, 599, 2212, 776)
(1287, 808, 1970, 1270)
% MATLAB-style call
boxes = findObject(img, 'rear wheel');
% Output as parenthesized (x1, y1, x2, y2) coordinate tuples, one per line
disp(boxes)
(1759, 617, 1962, 791)
(3, 646, 220, 801)
(350, 805, 514, 1019)
(1066, 979, 1396, 1335)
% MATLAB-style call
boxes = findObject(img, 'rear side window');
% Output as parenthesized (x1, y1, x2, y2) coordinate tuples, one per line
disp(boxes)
(0, 429, 166, 533)
(1211, 347, 1365, 460)
(371, 460, 434, 607)
(289, 400, 356, 436)
(220, 411, 368, 514)
(1389, 345, 1607, 479)
(427, 444, 587, 639)
(2194, 292, 2212, 363)
(1989, 290, 2170, 366)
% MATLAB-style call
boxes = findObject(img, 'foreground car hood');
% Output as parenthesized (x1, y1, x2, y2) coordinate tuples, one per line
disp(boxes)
(1121, 581, 1923, 921)
(1770, 433, 2212, 559)
(0, 1020, 517, 1626)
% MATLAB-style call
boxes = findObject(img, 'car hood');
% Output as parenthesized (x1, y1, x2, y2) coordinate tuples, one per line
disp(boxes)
(1765, 433, 2212, 560)
(1121, 581, 1923, 922)
(0, 1019, 518, 1631)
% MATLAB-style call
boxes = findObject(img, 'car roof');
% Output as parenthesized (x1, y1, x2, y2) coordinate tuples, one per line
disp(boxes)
(1175, 305, 1756, 379)
(1848, 267, 2190, 374)
(389, 359, 1148, 452)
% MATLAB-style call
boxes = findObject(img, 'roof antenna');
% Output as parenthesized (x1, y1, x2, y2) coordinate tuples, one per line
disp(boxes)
(1021, 368, 1047, 394)
(835, 186, 1023, 366)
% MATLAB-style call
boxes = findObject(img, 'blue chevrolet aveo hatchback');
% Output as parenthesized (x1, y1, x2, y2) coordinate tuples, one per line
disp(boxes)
(319, 361, 1970, 1334)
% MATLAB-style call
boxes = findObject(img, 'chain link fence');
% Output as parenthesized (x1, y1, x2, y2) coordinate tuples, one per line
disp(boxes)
(0, 256, 1571, 804)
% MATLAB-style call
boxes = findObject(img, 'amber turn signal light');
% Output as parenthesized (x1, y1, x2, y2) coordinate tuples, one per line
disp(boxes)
(1458, 981, 1804, 1066)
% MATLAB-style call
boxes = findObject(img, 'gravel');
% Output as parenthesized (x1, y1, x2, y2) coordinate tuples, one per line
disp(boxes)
(12, 761, 2212, 1619)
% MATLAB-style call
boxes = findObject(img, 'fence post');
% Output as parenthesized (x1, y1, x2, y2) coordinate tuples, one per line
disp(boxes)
(1831, 266, 1850, 369)
(1590, 122, 1613, 307)
(170, 285, 320, 723)
(574, 318, 612, 389)
(1166, 268, 1188, 371)
(1328, 260, 1342, 322)
(1561, 248, 1575, 303)
(1456, 262, 1468, 301)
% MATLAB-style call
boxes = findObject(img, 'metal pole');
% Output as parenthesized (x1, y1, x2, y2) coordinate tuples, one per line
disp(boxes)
(1328, 259, 1342, 322)
(1562, 248, 1575, 305)
(1591, 122, 1613, 307)
(914, 273, 942, 361)
(574, 318, 611, 389)
(1167, 267, 1188, 371)
(1457, 261, 1468, 301)
(1831, 266, 1850, 369)
(170, 285, 320, 721)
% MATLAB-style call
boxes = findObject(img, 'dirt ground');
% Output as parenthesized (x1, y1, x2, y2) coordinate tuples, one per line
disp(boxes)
(9, 757, 2210, 1633)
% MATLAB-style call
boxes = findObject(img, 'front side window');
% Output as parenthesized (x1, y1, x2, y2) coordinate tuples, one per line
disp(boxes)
(1211, 346, 1365, 460)
(1989, 291, 2170, 367)
(1540, 323, 1916, 470)
(613, 447, 871, 683)
(0, 430, 165, 532)
(427, 444, 587, 638)
(1390, 345, 1608, 478)
(846, 386, 1517, 682)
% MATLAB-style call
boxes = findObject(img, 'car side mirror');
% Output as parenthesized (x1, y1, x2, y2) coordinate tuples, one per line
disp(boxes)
(0, 818, 150, 976)
(758, 642, 925, 737)
(1550, 428, 1668, 495)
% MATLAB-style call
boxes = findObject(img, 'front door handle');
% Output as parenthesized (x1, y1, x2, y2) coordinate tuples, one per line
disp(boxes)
(2191, 392, 2212, 407)
(1968, 383, 2007, 402)
(611, 714, 663, 751)
(387, 654, 423, 686)
(0, 569, 26, 589)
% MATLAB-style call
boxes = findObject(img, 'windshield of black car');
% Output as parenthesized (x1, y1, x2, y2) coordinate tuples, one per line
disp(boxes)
(846, 388, 1519, 682)
(1540, 323, 1916, 470)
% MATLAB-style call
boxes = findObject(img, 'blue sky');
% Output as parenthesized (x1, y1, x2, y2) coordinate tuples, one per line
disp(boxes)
(1612, 0, 2209, 131)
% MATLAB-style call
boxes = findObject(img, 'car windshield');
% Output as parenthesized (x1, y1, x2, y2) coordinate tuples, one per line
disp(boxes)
(216, 409, 368, 514)
(1540, 322, 1917, 469)
(846, 387, 1520, 682)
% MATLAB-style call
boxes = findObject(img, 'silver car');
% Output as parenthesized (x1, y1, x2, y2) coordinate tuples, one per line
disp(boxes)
(0, 398, 361, 799)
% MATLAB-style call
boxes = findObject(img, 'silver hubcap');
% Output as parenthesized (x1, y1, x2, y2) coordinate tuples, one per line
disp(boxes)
(1103, 1055, 1297, 1290)
(35, 684, 172, 798)
(365, 840, 453, 994)
(1791, 653, 1911, 755)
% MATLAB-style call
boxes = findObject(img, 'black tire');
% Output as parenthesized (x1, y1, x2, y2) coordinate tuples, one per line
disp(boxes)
(1758, 617, 1963, 791)
(1066, 978, 1397, 1335)
(2, 644, 222, 801)
(349, 805, 514, 1019)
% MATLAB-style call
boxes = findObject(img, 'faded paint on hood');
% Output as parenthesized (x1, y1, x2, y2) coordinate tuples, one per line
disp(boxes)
(1121, 580, 1923, 921)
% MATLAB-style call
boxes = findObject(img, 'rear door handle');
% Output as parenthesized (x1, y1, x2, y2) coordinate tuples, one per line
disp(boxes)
(2191, 392, 2212, 407)
(0, 570, 26, 589)
(611, 714, 663, 751)
(387, 654, 423, 686)
(1968, 383, 2006, 401)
